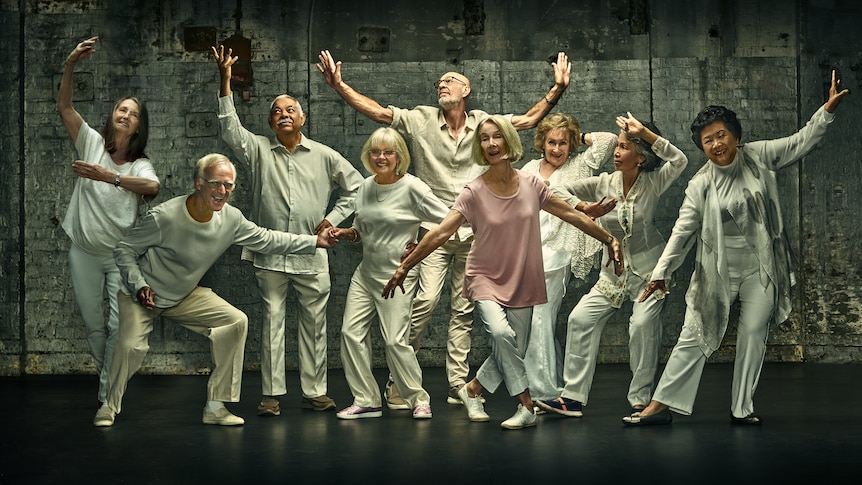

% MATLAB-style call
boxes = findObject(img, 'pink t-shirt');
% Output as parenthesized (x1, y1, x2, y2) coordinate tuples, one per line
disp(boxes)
(452, 170, 552, 307)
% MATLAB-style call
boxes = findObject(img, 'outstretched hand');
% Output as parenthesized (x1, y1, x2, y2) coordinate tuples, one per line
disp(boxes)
(824, 69, 850, 113)
(316, 230, 336, 249)
(67, 37, 99, 65)
(316, 50, 343, 88)
(552, 52, 571, 90)
(211, 45, 238, 80)
(605, 237, 625, 276)
(638, 280, 669, 302)
(381, 267, 408, 299)
(582, 196, 617, 220)
(616, 112, 645, 137)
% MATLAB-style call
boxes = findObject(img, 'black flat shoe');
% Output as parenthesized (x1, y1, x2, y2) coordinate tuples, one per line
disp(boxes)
(730, 413, 763, 425)
(622, 408, 673, 426)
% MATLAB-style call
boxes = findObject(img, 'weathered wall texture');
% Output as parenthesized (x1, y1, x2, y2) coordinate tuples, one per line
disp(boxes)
(1, 0, 861, 377)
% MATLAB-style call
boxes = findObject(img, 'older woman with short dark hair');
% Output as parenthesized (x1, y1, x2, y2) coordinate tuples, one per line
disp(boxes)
(627, 70, 849, 426)
(537, 112, 688, 419)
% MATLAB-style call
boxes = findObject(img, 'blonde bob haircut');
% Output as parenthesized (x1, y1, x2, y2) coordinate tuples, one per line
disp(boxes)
(471, 115, 523, 165)
(533, 112, 581, 153)
(360, 127, 411, 176)
(194, 153, 236, 182)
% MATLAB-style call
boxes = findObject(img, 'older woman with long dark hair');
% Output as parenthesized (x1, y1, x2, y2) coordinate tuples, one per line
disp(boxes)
(626, 70, 848, 426)
(383, 115, 623, 429)
(57, 37, 160, 409)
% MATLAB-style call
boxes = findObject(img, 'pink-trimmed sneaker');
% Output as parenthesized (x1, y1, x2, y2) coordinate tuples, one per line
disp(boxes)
(336, 405, 383, 420)
(412, 404, 433, 419)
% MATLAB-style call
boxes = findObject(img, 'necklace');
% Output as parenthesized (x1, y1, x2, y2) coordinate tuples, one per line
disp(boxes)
(374, 175, 398, 202)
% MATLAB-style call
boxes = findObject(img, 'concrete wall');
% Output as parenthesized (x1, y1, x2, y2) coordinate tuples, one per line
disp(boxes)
(2, 0, 861, 377)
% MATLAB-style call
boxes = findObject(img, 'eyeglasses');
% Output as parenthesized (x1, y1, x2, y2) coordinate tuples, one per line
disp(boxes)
(369, 149, 397, 157)
(203, 179, 236, 190)
(434, 76, 467, 89)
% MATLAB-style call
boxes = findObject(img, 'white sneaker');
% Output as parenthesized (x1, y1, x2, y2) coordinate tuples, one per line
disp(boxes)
(457, 385, 490, 422)
(203, 407, 245, 426)
(93, 405, 116, 427)
(501, 404, 537, 430)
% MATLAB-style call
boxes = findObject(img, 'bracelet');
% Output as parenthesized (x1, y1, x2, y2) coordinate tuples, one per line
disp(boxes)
(114, 173, 121, 187)
(581, 132, 587, 145)
(605, 234, 614, 245)
(350, 228, 361, 243)
(544, 94, 556, 105)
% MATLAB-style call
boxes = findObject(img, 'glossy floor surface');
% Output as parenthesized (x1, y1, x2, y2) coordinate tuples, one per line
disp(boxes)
(2, 363, 860, 484)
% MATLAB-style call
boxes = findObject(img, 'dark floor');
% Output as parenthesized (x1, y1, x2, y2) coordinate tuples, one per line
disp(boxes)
(2, 362, 861, 484)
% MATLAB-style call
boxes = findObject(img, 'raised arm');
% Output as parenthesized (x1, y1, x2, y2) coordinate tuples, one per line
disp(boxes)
(316, 49, 394, 125)
(211, 45, 238, 98)
(58, 37, 99, 143)
(510, 52, 570, 130)
(382, 209, 465, 298)
(616, 111, 659, 145)
(824, 69, 850, 114)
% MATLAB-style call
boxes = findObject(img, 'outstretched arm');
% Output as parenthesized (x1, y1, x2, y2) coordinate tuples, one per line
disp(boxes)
(316, 49, 394, 125)
(382, 209, 464, 298)
(511, 52, 571, 130)
(58, 37, 99, 143)
(543, 194, 624, 275)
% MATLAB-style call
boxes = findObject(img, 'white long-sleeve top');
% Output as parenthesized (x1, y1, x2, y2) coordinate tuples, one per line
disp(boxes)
(559, 137, 689, 307)
(652, 106, 835, 356)
(352, 174, 450, 283)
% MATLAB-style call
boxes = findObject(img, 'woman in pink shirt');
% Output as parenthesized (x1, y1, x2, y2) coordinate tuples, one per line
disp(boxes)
(383, 115, 623, 429)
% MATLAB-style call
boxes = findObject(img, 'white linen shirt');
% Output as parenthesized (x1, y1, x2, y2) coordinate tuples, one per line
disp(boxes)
(389, 105, 512, 240)
(218, 95, 363, 274)
(559, 137, 689, 307)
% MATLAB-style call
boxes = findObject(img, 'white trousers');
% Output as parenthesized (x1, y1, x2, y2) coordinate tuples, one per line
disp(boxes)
(256, 269, 331, 399)
(340, 271, 429, 408)
(408, 235, 474, 389)
(523, 265, 568, 400)
(69, 243, 122, 403)
(106, 287, 248, 414)
(653, 240, 773, 418)
(474, 301, 533, 397)
(561, 278, 664, 407)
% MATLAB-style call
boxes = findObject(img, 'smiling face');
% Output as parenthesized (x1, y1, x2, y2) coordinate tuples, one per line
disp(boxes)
(613, 132, 645, 175)
(542, 128, 572, 169)
(268, 96, 306, 137)
(112, 99, 141, 136)
(368, 145, 400, 181)
(698, 120, 739, 166)
(479, 121, 508, 166)
(195, 162, 236, 212)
